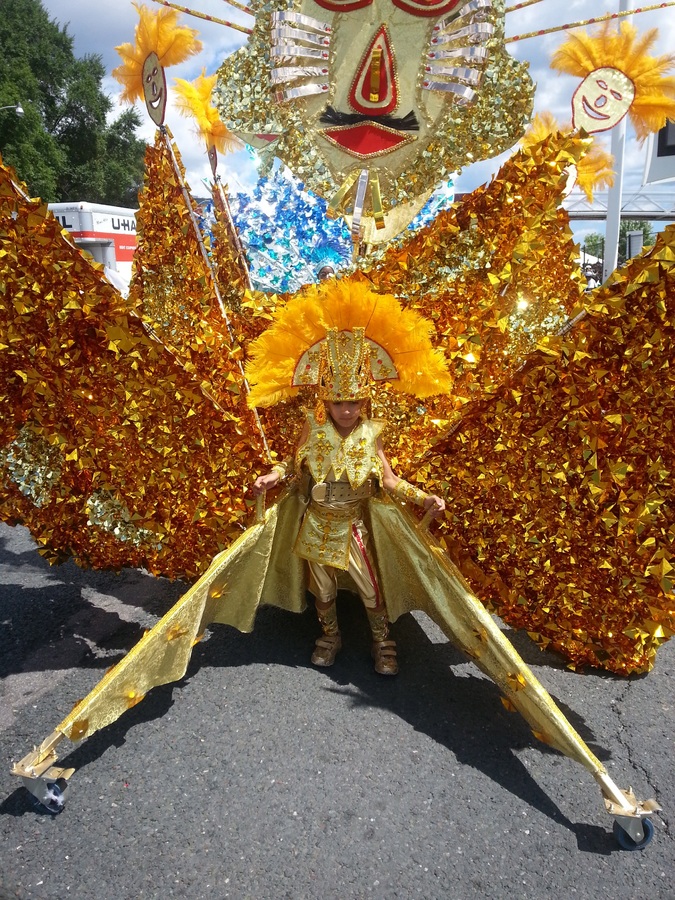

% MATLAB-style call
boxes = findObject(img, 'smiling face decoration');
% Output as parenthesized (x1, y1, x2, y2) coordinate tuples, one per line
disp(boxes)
(215, 0, 534, 242)
(142, 52, 168, 126)
(551, 22, 675, 145)
(571, 67, 635, 135)
(113, 7, 202, 131)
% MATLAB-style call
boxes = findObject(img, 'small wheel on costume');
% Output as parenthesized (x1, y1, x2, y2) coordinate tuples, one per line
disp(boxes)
(35, 778, 69, 815)
(613, 817, 654, 850)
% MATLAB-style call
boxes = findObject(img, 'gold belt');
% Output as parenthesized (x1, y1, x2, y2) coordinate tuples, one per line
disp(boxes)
(310, 478, 377, 503)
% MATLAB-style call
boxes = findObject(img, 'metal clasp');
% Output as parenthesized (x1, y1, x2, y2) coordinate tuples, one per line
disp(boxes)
(311, 481, 329, 502)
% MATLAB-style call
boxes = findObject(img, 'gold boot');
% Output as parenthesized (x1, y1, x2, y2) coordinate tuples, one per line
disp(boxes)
(311, 600, 342, 667)
(366, 607, 398, 675)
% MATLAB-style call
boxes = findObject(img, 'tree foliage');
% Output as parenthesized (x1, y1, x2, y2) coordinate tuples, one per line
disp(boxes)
(581, 220, 655, 269)
(0, 0, 146, 205)
(618, 219, 654, 264)
(581, 232, 605, 262)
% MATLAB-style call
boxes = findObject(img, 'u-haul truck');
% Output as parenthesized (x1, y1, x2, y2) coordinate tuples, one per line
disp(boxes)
(48, 202, 137, 292)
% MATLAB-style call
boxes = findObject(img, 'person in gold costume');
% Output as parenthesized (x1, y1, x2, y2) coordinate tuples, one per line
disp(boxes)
(252, 347, 445, 675)
(11, 280, 660, 847)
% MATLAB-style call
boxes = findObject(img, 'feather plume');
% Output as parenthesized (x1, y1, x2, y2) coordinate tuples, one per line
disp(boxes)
(246, 277, 452, 408)
(174, 71, 243, 155)
(551, 22, 675, 142)
(113, 3, 202, 106)
(521, 112, 614, 201)
(576, 143, 614, 201)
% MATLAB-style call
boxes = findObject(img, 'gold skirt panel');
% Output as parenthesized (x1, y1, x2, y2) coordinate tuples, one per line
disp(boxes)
(368, 497, 604, 774)
(56, 489, 605, 779)
(57, 491, 307, 743)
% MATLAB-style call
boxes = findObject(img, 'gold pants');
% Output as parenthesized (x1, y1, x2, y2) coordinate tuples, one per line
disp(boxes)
(307, 518, 380, 609)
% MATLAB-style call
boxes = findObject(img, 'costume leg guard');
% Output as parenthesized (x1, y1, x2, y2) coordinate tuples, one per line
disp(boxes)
(311, 600, 342, 667)
(367, 607, 398, 676)
(316, 599, 339, 636)
(366, 606, 389, 641)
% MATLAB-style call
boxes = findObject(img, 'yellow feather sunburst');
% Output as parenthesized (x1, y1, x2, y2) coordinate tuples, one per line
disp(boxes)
(245, 277, 453, 409)
(174, 71, 243, 155)
(113, 3, 202, 106)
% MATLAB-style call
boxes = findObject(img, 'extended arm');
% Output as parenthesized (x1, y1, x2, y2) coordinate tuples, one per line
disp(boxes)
(252, 420, 309, 495)
(376, 438, 445, 517)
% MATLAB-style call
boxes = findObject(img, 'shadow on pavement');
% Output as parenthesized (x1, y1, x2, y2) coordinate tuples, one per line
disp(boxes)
(3, 593, 623, 854)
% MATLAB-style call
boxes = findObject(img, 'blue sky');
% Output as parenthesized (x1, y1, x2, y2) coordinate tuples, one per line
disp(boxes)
(41, 0, 675, 243)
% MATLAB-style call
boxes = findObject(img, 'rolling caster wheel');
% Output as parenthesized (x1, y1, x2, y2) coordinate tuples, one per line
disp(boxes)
(613, 817, 654, 850)
(34, 777, 69, 815)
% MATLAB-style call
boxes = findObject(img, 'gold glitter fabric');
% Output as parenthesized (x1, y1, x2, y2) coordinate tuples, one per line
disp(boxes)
(362, 130, 589, 468)
(55, 489, 608, 780)
(296, 412, 383, 487)
(214, 0, 534, 238)
(293, 413, 384, 569)
(0, 157, 265, 579)
(128, 128, 249, 411)
(408, 225, 675, 675)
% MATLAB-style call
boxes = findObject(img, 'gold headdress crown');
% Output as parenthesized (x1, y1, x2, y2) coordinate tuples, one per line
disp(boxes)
(317, 329, 371, 402)
(245, 277, 452, 409)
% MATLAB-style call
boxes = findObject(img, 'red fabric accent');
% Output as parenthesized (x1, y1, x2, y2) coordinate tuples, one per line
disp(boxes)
(322, 123, 408, 156)
(352, 524, 380, 606)
(313, 0, 372, 10)
(349, 25, 397, 116)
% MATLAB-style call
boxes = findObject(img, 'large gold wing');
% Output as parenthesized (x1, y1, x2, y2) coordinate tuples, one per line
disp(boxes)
(0, 156, 265, 579)
(406, 226, 675, 674)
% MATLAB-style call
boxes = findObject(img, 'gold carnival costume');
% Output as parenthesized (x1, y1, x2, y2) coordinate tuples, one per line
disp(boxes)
(6, 4, 675, 849)
(12, 281, 659, 845)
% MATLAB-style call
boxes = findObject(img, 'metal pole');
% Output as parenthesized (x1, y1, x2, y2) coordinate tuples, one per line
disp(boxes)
(603, 0, 633, 283)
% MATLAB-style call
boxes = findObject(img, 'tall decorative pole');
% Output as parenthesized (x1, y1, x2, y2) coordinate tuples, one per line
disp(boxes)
(551, 0, 675, 280)
(602, 0, 633, 282)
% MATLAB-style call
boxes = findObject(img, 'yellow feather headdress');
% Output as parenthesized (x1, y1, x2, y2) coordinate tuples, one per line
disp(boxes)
(174, 71, 243, 155)
(550, 22, 675, 142)
(521, 112, 615, 201)
(113, 3, 202, 105)
(245, 278, 452, 409)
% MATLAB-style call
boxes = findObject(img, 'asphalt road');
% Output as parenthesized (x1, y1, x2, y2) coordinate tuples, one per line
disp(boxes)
(1, 521, 673, 899)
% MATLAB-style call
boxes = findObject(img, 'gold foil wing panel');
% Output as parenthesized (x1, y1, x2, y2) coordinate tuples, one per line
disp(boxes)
(0, 160, 266, 579)
(406, 225, 675, 674)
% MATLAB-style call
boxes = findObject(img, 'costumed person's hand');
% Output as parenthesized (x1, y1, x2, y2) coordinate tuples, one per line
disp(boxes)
(252, 471, 281, 495)
(423, 495, 445, 518)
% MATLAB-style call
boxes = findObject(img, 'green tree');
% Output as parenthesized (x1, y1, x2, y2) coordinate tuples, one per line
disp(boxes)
(581, 221, 655, 269)
(0, 0, 146, 205)
(581, 232, 604, 262)
(618, 219, 654, 264)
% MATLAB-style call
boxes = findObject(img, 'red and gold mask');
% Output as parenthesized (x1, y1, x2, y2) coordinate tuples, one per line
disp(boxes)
(215, 0, 533, 242)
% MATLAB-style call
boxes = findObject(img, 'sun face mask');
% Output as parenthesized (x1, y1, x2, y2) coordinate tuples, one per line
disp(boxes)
(142, 51, 168, 126)
(113, 5, 202, 129)
(551, 22, 675, 145)
(215, 0, 534, 242)
(571, 67, 635, 135)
